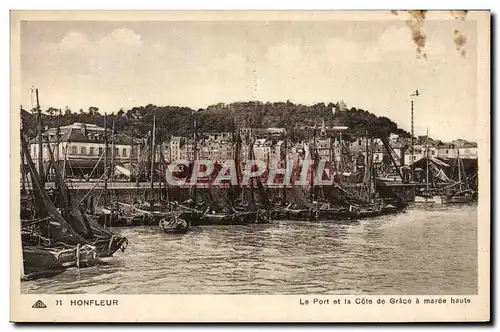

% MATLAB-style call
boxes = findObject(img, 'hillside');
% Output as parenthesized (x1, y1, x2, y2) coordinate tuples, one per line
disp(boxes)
(20, 101, 411, 142)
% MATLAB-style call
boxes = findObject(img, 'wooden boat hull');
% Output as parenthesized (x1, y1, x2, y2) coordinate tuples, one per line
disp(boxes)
(159, 217, 189, 234)
(88, 221, 128, 258)
(180, 211, 269, 226)
(22, 244, 98, 280)
(22, 246, 63, 277)
(271, 209, 319, 221)
(270, 202, 403, 222)
(96, 210, 175, 227)
(319, 209, 358, 220)
(272, 208, 358, 221)
(414, 195, 443, 204)
(440, 195, 474, 204)
(96, 213, 129, 227)
(56, 244, 97, 268)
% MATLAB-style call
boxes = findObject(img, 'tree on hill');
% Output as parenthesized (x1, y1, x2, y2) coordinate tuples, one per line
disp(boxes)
(20, 101, 411, 142)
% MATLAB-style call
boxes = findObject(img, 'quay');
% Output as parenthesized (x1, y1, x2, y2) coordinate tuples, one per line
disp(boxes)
(21, 180, 424, 190)
(21, 180, 419, 204)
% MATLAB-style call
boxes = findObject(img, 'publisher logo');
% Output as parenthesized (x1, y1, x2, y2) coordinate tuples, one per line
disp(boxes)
(32, 300, 47, 309)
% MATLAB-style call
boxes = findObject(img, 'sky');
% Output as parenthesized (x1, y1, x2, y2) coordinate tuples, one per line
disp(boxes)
(20, 13, 478, 141)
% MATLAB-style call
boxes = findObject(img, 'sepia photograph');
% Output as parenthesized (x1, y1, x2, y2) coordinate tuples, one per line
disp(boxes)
(10, 9, 490, 322)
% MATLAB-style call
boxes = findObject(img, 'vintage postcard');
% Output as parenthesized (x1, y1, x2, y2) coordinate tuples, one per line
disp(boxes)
(10, 10, 490, 322)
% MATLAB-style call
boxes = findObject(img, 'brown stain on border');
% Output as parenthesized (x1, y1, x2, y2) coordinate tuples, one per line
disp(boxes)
(388, 10, 468, 58)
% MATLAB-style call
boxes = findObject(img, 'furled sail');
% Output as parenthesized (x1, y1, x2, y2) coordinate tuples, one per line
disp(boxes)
(20, 133, 88, 245)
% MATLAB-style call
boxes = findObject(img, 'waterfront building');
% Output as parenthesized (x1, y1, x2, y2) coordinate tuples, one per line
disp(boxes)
(28, 122, 140, 179)
(437, 140, 478, 159)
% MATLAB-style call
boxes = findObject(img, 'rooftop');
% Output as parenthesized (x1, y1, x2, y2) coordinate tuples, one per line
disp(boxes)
(29, 122, 136, 145)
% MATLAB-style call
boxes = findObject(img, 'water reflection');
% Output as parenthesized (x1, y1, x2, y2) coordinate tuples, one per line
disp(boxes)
(22, 205, 477, 295)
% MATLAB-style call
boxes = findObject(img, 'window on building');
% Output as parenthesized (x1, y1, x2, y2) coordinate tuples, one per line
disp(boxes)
(99, 147, 103, 155)
(123, 148, 127, 157)
(90, 147, 95, 155)
(71, 146, 77, 155)
(80, 147, 86, 155)
(114, 148, 119, 155)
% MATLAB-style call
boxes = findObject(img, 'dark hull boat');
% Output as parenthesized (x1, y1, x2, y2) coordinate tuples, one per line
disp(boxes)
(440, 188, 475, 204)
(22, 244, 98, 280)
(273, 208, 358, 221)
(96, 203, 175, 227)
(95, 210, 129, 227)
(179, 210, 269, 226)
(272, 208, 320, 221)
(319, 208, 359, 220)
(270, 203, 403, 222)
(22, 246, 64, 279)
(159, 215, 189, 234)
(95, 211, 159, 227)
(20, 130, 128, 278)
(87, 219, 128, 257)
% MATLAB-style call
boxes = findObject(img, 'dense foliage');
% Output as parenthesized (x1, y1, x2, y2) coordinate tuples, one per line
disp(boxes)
(20, 101, 411, 142)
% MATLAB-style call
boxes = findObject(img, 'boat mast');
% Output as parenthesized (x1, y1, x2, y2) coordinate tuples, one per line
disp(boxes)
(192, 114, 198, 207)
(55, 109, 61, 171)
(103, 114, 109, 210)
(111, 121, 115, 182)
(339, 130, 343, 174)
(365, 131, 370, 202)
(310, 121, 317, 201)
(370, 136, 375, 202)
(457, 146, 462, 191)
(282, 129, 287, 206)
(249, 131, 255, 204)
(20, 111, 28, 194)
(158, 132, 163, 203)
(35, 88, 44, 186)
(129, 133, 134, 182)
(425, 129, 429, 201)
(150, 114, 156, 207)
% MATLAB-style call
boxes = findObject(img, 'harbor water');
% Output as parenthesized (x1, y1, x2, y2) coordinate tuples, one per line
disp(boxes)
(22, 204, 477, 295)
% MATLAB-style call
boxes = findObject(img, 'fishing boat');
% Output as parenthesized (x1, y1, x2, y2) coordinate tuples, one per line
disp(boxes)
(22, 243, 98, 279)
(21, 218, 99, 278)
(439, 148, 475, 204)
(20, 108, 128, 269)
(159, 214, 189, 234)
(413, 129, 443, 204)
(178, 208, 269, 226)
(440, 189, 474, 204)
(272, 206, 320, 221)
(414, 191, 443, 204)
